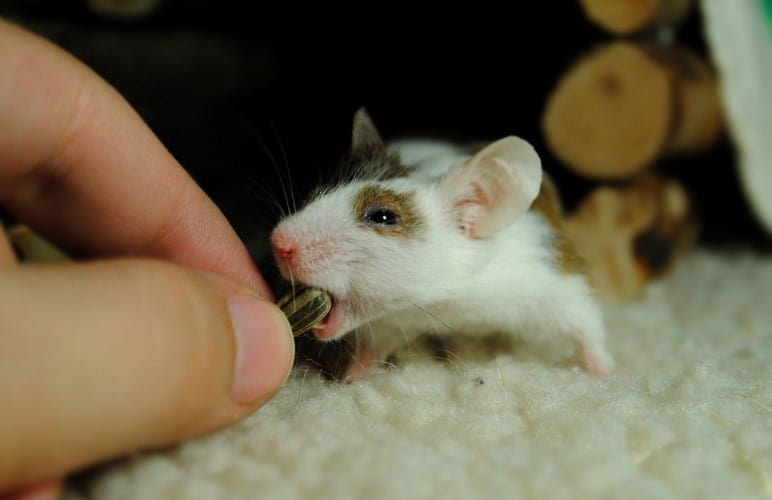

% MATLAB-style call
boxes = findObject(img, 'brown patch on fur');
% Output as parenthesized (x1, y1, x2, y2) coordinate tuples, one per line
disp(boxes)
(303, 149, 410, 208)
(530, 174, 586, 274)
(353, 185, 423, 237)
(344, 147, 411, 181)
(388, 332, 517, 366)
(530, 174, 563, 228)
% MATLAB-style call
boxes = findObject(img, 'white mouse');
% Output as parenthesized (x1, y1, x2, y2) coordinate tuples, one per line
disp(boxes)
(271, 109, 615, 379)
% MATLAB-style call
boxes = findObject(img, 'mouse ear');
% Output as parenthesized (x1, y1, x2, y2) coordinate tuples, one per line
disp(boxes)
(441, 136, 542, 239)
(351, 108, 385, 153)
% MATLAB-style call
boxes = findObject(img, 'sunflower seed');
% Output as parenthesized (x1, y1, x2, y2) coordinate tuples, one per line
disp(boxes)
(277, 287, 332, 337)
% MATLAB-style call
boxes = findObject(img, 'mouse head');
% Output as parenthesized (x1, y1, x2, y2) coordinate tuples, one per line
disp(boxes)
(271, 109, 541, 340)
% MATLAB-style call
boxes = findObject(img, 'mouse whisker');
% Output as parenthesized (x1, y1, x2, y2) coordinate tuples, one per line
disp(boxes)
(344, 332, 368, 374)
(411, 303, 459, 336)
(268, 119, 297, 214)
(364, 322, 377, 364)
(237, 173, 286, 218)
(247, 166, 288, 219)
(255, 130, 293, 218)
(287, 268, 297, 301)
(440, 348, 471, 375)
(388, 312, 414, 359)
(294, 365, 311, 408)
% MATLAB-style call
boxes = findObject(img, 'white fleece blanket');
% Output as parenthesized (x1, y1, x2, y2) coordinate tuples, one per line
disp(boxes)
(71, 250, 772, 500)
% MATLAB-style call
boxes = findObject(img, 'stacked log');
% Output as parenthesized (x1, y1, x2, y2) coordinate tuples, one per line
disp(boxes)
(543, 42, 721, 179)
(540, 0, 720, 300)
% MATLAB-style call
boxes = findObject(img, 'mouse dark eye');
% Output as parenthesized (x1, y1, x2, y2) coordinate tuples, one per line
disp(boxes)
(364, 206, 399, 226)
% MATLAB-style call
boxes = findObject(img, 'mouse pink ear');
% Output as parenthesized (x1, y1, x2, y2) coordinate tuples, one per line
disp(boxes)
(441, 136, 542, 239)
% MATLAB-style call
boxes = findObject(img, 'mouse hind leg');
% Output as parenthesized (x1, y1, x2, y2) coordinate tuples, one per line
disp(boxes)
(574, 325, 616, 377)
(542, 290, 616, 377)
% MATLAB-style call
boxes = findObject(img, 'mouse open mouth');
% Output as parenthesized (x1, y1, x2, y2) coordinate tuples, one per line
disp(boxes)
(312, 295, 345, 340)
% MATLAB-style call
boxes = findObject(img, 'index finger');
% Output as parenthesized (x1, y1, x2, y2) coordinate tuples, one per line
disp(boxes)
(0, 19, 271, 297)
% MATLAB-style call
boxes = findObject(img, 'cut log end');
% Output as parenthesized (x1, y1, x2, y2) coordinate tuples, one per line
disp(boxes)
(543, 42, 722, 179)
(645, 45, 724, 155)
(579, 0, 694, 35)
(543, 42, 673, 179)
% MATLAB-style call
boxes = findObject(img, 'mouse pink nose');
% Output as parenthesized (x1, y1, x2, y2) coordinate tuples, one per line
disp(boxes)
(271, 234, 297, 262)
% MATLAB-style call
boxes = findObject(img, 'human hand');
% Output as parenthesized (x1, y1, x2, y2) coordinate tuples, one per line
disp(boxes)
(0, 19, 294, 498)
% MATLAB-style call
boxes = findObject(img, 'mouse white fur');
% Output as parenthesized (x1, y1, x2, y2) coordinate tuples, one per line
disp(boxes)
(272, 109, 615, 379)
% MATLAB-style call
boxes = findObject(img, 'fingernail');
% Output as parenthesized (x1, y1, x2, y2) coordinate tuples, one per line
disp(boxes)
(227, 295, 294, 405)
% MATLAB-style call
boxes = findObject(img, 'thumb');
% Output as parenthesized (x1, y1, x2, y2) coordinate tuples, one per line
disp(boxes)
(0, 259, 294, 491)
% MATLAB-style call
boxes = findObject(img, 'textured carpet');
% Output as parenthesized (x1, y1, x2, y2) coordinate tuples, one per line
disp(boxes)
(70, 250, 772, 500)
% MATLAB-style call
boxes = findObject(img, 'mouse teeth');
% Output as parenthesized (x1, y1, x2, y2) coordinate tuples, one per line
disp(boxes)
(277, 287, 333, 337)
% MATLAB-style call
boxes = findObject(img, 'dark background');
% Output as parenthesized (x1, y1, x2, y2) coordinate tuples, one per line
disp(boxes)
(2, 0, 769, 267)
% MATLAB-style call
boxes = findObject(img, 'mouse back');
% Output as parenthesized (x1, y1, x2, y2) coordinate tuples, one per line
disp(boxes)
(529, 173, 586, 274)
